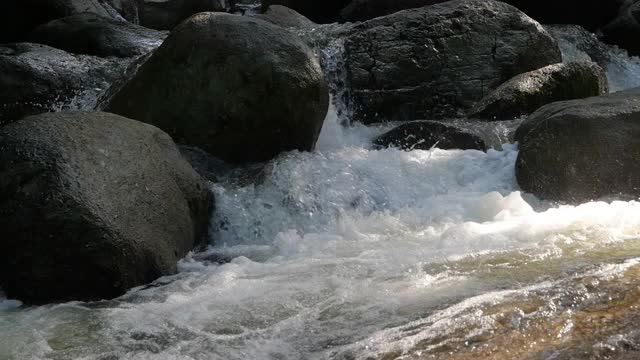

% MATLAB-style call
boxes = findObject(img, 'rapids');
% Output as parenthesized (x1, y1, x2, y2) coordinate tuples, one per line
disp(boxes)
(2, 22, 640, 360)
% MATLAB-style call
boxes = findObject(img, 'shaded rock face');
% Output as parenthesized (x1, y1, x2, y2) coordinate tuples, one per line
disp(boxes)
(138, 0, 231, 30)
(470, 62, 608, 120)
(0, 43, 128, 126)
(0, 112, 212, 304)
(343, 0, 562, 124)
(99, 0, 141, 23)
(603, 0, 640, 56)
(515, 88, 640, 203)
(28, 13, 166, 58)
(0, 0, 114, 43)
(373, 121, 487, 151)
(501, 0, 623, 31)
(261, 0, 351, 23)
(108, 13, 329, 164)
(340, 0, 451, 22)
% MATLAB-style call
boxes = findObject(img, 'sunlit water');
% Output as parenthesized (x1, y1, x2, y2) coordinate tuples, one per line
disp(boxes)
(2, 24, 640, 360)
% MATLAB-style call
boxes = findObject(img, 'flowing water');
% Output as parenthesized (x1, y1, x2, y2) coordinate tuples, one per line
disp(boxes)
(2, 24, 640, 360)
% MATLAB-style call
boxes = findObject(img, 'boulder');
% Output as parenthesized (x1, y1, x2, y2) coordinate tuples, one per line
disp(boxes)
(515, 88, 640, 203)
(256, 5, 316, 31)
(501, 0, 623, 31)
(0, 43, 128, 126)
(0, 111, 212, 304)
(373, 121, 487, 151)
(261, 0, 351, 23)
(340, 0, 451, 22)
(28, 13, 166, 58)
(343, 0, 562, 124)
(603, 0, 640, 56)
(138, 0, 232, 30)
(0, 0, 114, 43)
(107, 13, 329, 164)
(469, 62, 608, 120)
(99, 0, 141, 23)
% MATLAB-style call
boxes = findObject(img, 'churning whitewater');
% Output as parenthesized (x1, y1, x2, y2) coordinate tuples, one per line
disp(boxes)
(2, 28, 640, 360)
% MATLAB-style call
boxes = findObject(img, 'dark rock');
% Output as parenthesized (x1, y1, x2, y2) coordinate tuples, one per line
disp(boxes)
(256, 5, 316, 31)
(107, 13, 329, 164)
(470, 62, 608, 120)
(373, 121, 487, 151)
(0, 43, 128, 127)
(344, 0, 562, 124)
(138, 0, 231, 30)
(261, 0, 351, 23)
(0, 111, 212, 304)
(99, 0, 141, 23)
(28, 13, 166, 58)
(515, 88, 640, 203)
(603, 0, 640, 56)
(340, 0, 451, 22)
(501, 0, 623, 31)
(0, 0, 114, 43)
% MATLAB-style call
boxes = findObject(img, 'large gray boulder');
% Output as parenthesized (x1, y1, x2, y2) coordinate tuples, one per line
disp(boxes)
(108, 13, 329, 164)
(0, 0, 115, 43)
(28, 13, 166, 58)
(0, 43, 128, 126)
(0, 112, 212, 304)
(343, 0, 562, 123)
(340, 0, 451, 22)
(515, 88, 640, 203)
(470, 62, 608, 120)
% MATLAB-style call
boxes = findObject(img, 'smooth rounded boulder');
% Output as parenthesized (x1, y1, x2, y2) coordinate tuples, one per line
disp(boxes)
(138, 0, 231, 30)
(469, 62, 608, 120)
(28, 13, 166, 58)
(0, 112, 212, 304)
(108, 13, 329, 164)
(373, 121, 487, 151)
(344, 0, 562, 123)
(261, 0, 351, 23)
(515, 88, 640, 203)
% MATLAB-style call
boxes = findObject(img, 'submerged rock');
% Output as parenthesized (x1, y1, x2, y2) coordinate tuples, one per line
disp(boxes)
(0, 0, 115, 43)
(261, 0, 351, 23)
(515, 88, 640, 203)
(340, 0, 450, 22)
(0, 43, 128, 126)
(28, 13, 166, 58)
(603, 0, 640, 56)
(108, 13, 329, 164)
(373, 121, 487, 151)
(470, 62, 608, 120)
(343, 0, 562, 123)
(138, 0, 232, 30)
(0, 111, 212, 304)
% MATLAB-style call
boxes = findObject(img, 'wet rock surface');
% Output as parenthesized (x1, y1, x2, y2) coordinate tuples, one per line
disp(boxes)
(373, 120, 487, 151)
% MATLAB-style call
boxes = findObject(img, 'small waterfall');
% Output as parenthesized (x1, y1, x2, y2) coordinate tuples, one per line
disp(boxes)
(547, 24, 640, 92)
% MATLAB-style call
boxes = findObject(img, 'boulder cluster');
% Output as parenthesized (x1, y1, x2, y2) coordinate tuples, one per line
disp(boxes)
(1, 0, 639, 304)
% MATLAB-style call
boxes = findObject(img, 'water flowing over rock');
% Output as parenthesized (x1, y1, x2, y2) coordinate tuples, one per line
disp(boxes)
(27, 13, 166, 58)
(343, 0, 562, 123)
(0, 0, 115, 43)
(261, 0, 351, 23)
(340, 0, 451, 22)
(373, 120, 487, 151)
(0, 43, 128, 126)
(603, 0, 640, 56)
(138, 0, 232, 30)
(515, 88, 640, 203)
(108, 13, 329, 164)
(470, 62, 608, 120)
(0, 112, 212, 304)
